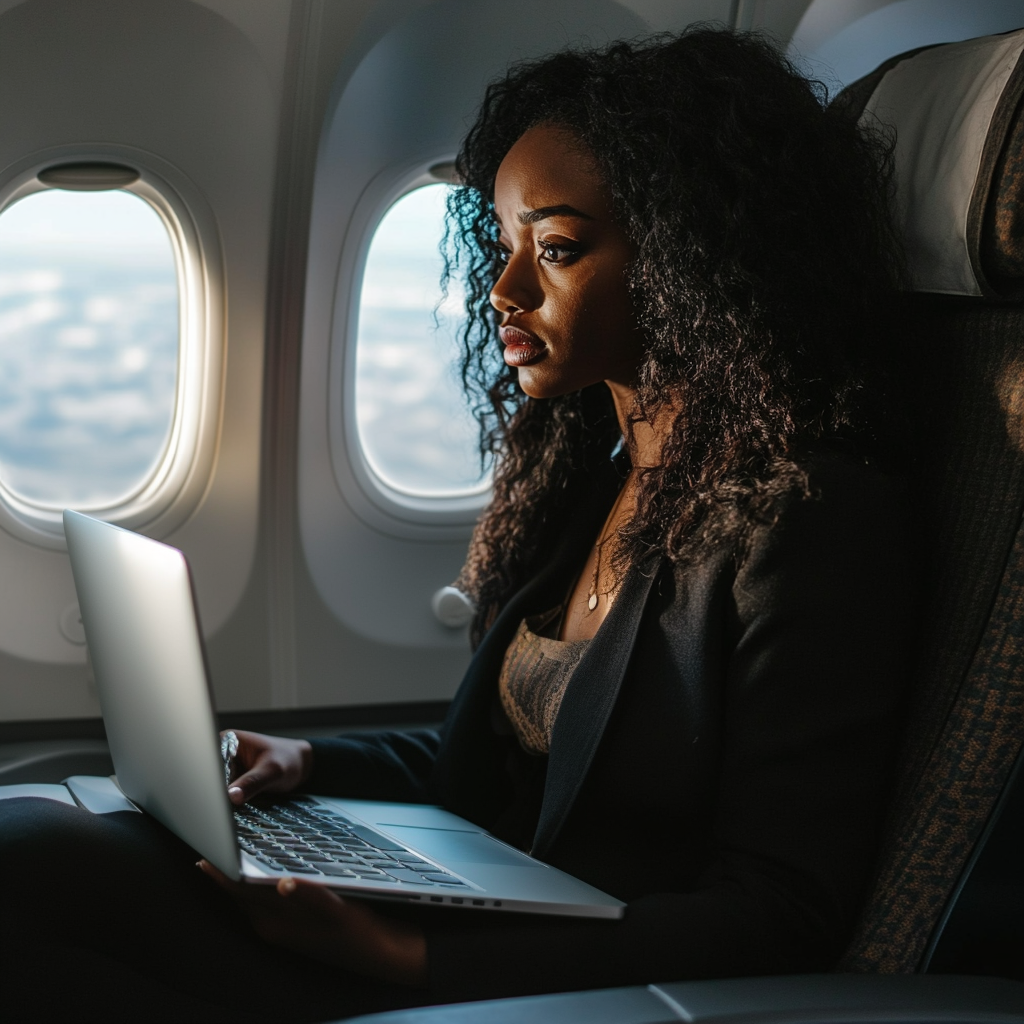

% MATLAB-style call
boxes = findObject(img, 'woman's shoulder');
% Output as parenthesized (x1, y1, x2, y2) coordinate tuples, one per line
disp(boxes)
(791, 448, 910, 526)
(733, 448, 913, 599)
(797, 447, 909, 523)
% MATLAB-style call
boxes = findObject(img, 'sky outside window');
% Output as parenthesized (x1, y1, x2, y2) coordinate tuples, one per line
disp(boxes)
(0, 188, 179, 507)
(355, 183, 488, 497)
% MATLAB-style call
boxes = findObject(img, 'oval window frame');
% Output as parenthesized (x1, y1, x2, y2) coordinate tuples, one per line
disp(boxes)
(330, 158, 491, 534)
(0, 145, 223, 551)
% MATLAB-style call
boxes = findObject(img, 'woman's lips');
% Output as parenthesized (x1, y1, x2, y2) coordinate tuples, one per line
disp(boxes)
(500, 325, 545, 367)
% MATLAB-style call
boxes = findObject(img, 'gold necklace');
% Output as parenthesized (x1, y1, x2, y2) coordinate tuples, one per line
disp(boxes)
(587, 471, 634, 613)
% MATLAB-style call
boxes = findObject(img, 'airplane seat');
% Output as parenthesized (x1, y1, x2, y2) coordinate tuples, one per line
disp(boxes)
(337, 27, 1024, 1024)
(831, 27, 1024, 978)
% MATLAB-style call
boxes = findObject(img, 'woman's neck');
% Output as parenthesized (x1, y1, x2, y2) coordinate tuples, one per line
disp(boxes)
(605, 379, 675, 468)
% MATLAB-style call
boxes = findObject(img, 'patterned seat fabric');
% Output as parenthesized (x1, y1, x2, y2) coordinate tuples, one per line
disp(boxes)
(833, 30, 1024, 974)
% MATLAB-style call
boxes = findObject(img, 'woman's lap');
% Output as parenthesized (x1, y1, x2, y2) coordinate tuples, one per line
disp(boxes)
(0, 797, 430, 1022)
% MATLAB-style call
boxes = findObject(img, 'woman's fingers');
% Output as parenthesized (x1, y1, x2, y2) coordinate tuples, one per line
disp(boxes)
(275, 876, 350, 915)
(227, 761, 284, 804)
(198, 860, 316, 913)
(197, 858, 221, 880)
(202, 862, 349, 937)
(197, 858, 243, 891)
(199, 861, 336, 909)
(220, 730, 313, 804)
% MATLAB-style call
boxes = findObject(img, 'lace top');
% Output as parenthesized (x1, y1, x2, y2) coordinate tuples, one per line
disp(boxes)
(498, 607, 590, 756)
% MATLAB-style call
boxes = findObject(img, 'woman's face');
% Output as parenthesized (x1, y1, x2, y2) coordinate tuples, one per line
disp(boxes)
(490, 124, 641, 400)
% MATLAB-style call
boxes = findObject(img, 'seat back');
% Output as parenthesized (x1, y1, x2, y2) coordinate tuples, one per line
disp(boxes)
(832, 29, 1024, 974)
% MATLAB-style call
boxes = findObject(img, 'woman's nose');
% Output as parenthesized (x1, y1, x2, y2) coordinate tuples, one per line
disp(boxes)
(489, 256, 537, 315)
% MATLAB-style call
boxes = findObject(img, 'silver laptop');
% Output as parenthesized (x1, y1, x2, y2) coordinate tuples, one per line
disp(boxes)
(63, 509, 624, 919)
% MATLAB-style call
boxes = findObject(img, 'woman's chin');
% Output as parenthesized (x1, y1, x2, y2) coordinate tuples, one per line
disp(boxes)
(516, 370, 571, 400)
(518, 361, 617, 399)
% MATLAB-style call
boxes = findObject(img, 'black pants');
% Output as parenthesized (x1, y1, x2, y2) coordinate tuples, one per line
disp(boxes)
(0, 798, 433, 1023)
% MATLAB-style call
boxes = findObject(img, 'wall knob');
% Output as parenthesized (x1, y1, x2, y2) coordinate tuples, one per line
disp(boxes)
(431, 586, 475, 628)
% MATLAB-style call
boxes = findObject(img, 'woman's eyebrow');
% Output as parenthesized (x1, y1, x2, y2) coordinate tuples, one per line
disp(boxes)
(518, 204, 594, 225)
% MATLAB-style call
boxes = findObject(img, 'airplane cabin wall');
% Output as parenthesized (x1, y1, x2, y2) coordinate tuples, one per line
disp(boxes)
(0, 0, 277, 722)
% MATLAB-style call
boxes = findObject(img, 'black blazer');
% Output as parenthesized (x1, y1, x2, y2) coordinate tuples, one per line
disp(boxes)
(307, 454, 914, 1001)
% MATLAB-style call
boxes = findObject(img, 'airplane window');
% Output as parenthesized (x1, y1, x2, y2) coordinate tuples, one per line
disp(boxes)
(355, 183, 488, 498)
(0, 188, 178, 507)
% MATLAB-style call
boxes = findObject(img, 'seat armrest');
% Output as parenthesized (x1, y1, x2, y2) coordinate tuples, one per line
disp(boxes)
(342, 986, 677, 1024)
(340, 974, 1024, 1024)
(655, 973, 1024, 1020)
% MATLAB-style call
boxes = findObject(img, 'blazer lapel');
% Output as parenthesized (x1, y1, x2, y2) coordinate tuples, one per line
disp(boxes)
(531, 554, 662, 858)
(430, 481, 617, 821)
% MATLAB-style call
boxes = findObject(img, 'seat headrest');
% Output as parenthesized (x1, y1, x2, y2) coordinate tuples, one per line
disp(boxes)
(837, 29, 1024, 300)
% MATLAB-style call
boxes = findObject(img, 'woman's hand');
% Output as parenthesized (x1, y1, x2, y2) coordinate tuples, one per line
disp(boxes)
(199, 861, 428, 987)
(222, 730, 313, 805)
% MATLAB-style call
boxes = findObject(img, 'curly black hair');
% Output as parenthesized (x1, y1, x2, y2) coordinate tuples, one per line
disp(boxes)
(445, 27, 903, 636)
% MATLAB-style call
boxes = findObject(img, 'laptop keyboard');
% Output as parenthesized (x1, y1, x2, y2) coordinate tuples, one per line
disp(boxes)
(233, 800, 470, 888)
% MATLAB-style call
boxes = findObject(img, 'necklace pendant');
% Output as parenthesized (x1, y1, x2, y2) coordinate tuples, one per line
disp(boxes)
(587, 592, 598, 612)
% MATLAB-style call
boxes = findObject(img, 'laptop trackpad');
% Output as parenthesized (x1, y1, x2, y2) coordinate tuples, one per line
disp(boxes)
(379, 825, 535, 868)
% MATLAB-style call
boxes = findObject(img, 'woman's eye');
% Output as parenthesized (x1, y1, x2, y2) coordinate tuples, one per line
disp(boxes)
(494, 246, 511, 265)
(539, 242, 579, 264)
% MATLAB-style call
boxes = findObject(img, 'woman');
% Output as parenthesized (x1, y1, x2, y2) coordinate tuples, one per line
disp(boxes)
(0, 28, 912, 1022)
